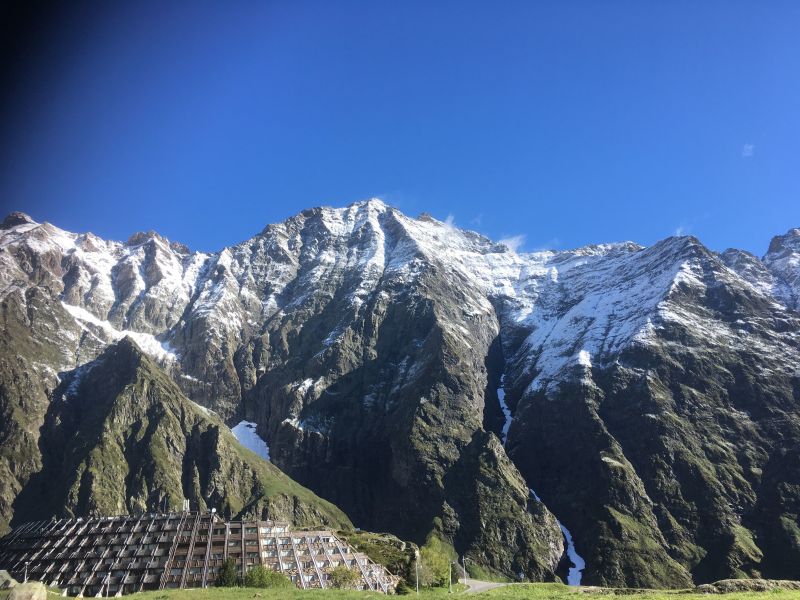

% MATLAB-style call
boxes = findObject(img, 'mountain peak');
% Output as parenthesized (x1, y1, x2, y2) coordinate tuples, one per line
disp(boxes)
(126, 230, 167, 247)
(115, 335, 146, 357)
(766, 227, 800, 256)
(2, 212, 37, 229)
(124, 229, 191, 254)
(94, 336, 148, 379)
(350, 197, 388, 210)
(761, 227, 800, 310)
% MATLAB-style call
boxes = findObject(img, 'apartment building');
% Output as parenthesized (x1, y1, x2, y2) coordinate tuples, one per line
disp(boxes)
(0, 512, 398, 596)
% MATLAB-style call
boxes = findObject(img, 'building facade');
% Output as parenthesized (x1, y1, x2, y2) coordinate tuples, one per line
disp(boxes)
(0, 512, 398, 596)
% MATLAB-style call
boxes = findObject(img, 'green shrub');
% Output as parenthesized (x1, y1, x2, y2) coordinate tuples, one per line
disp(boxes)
(216, 557, 240, 587)
(244, 564, 292, 588)
(327, 564, 362, 589)
(418, 533, 457, 587)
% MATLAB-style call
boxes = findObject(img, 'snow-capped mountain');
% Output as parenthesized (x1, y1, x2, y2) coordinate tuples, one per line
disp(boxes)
(1, 201, 799, 587)
(762, 227, 800, 309)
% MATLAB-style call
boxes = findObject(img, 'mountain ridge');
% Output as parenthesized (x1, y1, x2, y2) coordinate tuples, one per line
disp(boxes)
(1, 200, 798, 587)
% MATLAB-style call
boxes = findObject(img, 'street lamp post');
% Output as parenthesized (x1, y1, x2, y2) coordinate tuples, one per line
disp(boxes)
(24, 561, 29, 583)
(448, 561, 452, 593)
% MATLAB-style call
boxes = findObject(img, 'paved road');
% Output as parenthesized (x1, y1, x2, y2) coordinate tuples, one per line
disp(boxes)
(460, 577, 509, 594)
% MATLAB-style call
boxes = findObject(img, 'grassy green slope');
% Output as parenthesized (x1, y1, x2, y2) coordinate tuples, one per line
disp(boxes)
(8, 582, 799, 600)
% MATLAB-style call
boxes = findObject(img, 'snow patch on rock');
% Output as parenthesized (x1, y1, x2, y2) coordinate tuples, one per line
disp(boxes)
(231, 420, 270, 461)
(559, 522, 586, 586)
(497, 375, 512, 446)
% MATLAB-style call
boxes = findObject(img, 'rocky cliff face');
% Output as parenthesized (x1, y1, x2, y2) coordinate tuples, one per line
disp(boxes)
(1, 202, 798, 586)
(503, 236, 800, 586)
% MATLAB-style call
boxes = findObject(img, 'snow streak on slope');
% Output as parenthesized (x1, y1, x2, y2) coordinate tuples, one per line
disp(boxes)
(526, 486, 584, 585)
(497, 375, 512, 445)
(559, 523, 586, 585)
(61, 302, 177, 362)
(231, 421, 271, 461)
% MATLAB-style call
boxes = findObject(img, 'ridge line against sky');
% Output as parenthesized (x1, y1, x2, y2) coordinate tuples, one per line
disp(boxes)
(1, 1, 799, 255)
(5, 199, 794, 260)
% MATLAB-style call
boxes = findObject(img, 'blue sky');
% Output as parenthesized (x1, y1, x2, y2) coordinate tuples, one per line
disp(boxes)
(2, 1, 799, 255)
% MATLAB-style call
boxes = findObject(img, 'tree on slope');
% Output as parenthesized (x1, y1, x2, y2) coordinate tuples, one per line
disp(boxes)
(216, 558, 240, 587)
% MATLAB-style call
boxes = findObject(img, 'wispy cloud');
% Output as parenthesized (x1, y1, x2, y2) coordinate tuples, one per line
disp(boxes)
(498, 234, 526, 252)
(674, 226, 686, 236)
(742, 143, 755, 158)
(470, 214, 483, 227)
(444, 214, 456, 229)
